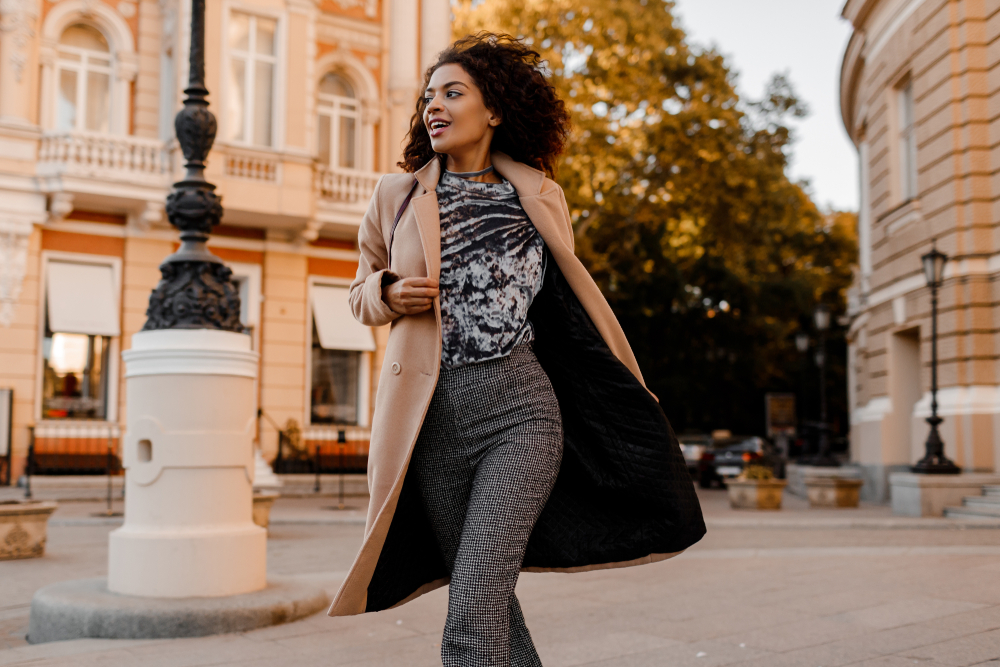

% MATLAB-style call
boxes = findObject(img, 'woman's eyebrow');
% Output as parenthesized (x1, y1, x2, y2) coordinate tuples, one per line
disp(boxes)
(425, 81, 469, 94)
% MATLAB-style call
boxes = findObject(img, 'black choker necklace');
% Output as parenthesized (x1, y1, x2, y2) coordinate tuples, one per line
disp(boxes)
(446, 165, 495, 178)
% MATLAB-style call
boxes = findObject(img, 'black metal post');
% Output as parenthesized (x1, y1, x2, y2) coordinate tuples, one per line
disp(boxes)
(811, 327, 837, 466)
(24, 425, 34, 500)
(106, 432, 113, 515)
(912, 279, 960, 474)
(314, 445, 321, 494)
(338, 430, 346, 510)
(142, 0, 240, 332)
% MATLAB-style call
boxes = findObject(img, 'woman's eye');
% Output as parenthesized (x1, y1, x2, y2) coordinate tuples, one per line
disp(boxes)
(447, 90, 461, 98)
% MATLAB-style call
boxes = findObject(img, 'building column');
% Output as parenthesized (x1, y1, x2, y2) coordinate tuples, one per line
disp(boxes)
(387, 0, 419, 169)
(0, 0, 41, 125)
(420, 0, 451, 71)
(857, 140, 871, 298)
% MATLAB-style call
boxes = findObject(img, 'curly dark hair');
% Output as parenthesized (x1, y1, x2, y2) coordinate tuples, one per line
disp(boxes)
(399, 32, 570, 177)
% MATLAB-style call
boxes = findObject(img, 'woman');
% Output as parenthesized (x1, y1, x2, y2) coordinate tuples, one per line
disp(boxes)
(332, 33, 706, 666)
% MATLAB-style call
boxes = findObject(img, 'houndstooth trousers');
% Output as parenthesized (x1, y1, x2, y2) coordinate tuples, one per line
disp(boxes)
(412, 342, 563, 667)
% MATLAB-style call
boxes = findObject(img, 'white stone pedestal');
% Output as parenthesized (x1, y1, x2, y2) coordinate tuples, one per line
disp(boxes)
(108, 329, 266, 598)
(890, 472, 1000, 517)
(253, 446, 283, 490)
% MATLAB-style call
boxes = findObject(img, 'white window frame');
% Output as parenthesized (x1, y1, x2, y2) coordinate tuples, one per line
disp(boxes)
(35, 251, 122, 425)
(228, 261, 262, 352)
(54, 25, 115, 133)
(305, 276, 371, 428)
(222, 5, 286, 150)
(317, 74, 363, 171)
(898, 81, 918, 202)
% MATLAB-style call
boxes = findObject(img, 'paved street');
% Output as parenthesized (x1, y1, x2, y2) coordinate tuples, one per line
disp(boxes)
(2, 488, 1000, 666)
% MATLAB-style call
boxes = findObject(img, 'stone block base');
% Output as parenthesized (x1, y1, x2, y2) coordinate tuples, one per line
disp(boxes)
(727, 479, 787, 510)
(786, 464, 861, 498)
(806, 477, 864, 508)
(890, 472, 1000, 517)
(0, 501, 57, 560)
(252, 491, 279, 529)
(28, 577, 329, 643)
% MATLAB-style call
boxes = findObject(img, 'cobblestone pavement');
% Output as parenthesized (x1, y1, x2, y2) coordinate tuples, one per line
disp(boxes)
(1, 488, 1000, 666)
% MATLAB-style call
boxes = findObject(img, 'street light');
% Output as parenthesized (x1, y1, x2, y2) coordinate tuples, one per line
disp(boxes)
(142, 0, 241, 332)
(795, 332, 809, 353)
(912, 243, 960, 474)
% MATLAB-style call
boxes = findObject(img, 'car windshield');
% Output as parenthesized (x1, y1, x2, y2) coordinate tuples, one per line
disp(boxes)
(711, 437, 761, 451)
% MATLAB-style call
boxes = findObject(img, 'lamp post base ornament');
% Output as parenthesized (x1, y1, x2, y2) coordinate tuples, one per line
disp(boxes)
(142, 261, 241, 332)
(911, 416, 960, 475)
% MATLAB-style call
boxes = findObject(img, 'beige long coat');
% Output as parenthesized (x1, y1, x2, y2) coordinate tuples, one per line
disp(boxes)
(329, 153, 703, 617)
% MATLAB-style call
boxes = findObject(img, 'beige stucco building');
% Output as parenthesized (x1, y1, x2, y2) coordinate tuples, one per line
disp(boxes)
(0, 0, 451, 481)
(840, 0, 1000, 500)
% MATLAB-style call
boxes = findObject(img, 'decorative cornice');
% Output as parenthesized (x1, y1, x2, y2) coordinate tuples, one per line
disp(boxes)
(316, 19, 380, 51)
(0, 0, 40, 83)
(331, 0, 376, 19)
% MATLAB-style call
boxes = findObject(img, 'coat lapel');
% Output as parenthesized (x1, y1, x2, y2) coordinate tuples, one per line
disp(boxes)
(491, 152, 572, 253)
(411, 158, 443, 281)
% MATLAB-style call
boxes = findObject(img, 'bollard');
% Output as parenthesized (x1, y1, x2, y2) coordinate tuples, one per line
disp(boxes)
(314, 445, 321, 494)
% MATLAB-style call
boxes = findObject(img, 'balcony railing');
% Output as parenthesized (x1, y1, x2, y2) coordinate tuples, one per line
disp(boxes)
(37, 132, 173, 187)
(224, 152, 280, 182)
(314, 166, 379, 205)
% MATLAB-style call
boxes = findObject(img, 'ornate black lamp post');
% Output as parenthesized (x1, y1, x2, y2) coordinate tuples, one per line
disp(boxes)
(810, 304, 838, 466)
(143, 0, 241, 332)
(911, 244, 960, 474)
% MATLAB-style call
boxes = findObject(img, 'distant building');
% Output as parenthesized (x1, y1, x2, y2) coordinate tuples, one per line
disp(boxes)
(840, 0, 999, 500)
(0, 0, 451, 481)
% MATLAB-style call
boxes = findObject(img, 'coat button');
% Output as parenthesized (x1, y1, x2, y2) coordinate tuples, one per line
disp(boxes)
(391, 362, 401, 375)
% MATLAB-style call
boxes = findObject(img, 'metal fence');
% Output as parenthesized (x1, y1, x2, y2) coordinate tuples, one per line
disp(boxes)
(29, 422, 122, 475)
(272, 425, 370, 475)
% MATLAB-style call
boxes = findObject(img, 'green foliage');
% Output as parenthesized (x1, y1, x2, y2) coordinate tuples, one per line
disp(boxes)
(454, 0, 857, 435)
(738, 465, 775, 481)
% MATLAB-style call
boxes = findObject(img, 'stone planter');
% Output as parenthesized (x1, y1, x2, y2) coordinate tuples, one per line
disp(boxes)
(252, 492, 279, 529)
(727, 479, 787, 510)
(0, 501, 58, 560)
(806, 477, 863, 508)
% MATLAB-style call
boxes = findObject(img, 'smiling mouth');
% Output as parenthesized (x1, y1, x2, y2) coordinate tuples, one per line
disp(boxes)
(429, 120, 451, 137)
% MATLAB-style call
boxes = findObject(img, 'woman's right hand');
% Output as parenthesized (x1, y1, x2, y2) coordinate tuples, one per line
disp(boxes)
(382, 277, 440, 315)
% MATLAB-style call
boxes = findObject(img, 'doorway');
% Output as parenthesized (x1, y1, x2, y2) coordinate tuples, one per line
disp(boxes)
(888, 328, 921, 465)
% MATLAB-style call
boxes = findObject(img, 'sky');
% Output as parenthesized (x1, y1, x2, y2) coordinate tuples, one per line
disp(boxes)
(672, 0, 859, 212)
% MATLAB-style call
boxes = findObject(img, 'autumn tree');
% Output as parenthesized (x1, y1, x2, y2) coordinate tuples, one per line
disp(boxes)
(453, 0, 857, 437)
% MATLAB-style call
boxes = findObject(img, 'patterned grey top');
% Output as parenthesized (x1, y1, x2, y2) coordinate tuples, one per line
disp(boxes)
(437, 170, 546, 369)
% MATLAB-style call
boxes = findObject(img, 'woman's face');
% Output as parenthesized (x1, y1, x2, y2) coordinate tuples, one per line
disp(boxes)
(422, 63, 498, 156)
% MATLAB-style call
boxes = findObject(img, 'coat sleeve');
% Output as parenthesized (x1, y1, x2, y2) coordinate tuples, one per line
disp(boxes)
(350, 176, 404, 327)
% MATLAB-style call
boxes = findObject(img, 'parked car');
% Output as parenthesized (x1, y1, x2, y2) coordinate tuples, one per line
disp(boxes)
(696, 435, 768, 488)
(678, 433, 711, 478)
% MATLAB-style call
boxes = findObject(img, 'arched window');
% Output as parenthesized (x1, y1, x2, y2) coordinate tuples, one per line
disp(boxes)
(317, 73, 360, 170)
(55, 24, 113, 133)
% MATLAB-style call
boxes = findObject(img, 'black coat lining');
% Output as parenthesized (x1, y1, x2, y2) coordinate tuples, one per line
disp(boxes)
(366, 256, 706, 612)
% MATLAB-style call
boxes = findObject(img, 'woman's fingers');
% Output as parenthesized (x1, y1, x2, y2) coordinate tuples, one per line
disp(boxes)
(405, 287, 440, 298)
(406, 277, 439, 288)
(384, 277, 439, 315)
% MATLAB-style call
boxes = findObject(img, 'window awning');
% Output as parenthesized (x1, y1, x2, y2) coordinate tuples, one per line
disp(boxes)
(311, 285, 375, 351)
(47, 261, 120, 336)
